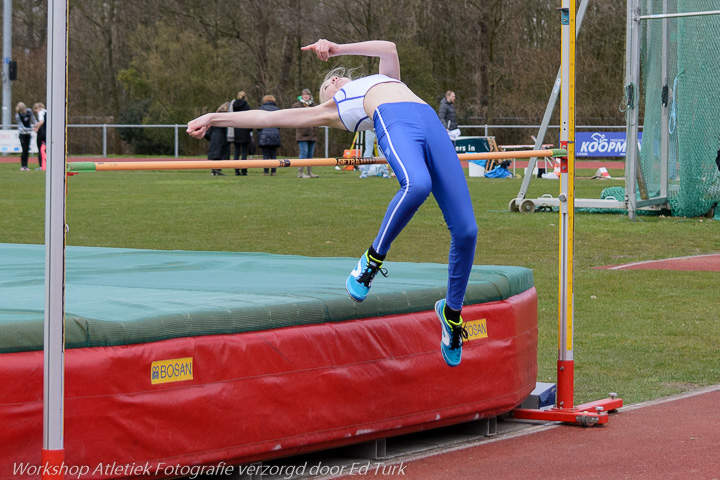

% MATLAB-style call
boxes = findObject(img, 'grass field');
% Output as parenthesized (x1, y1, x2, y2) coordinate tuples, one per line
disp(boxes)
(2, 160, 718, 405)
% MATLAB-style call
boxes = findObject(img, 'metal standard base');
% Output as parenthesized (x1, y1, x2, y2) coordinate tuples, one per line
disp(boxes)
(509, 195, 669, 214)
(511, 394, 623, 427)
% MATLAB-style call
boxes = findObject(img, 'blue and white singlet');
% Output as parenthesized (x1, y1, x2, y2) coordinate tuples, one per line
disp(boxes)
(333, 74, 402, 132)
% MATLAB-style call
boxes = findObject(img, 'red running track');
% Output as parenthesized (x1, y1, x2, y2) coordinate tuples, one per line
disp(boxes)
(596, 253, 720, 272)
(334, 385, 720, 480)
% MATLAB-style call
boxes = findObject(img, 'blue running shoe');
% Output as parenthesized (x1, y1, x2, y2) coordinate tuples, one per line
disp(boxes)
(436, 299, 468, 367)
(346, 250, 388, 302)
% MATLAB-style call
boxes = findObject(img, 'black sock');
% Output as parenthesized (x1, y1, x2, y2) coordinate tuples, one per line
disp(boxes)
(444, 304, 461, 323)
(368, 246, 385, 263)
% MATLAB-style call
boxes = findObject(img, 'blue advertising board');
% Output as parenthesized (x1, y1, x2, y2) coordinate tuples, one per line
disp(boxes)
(454, 136, 496, 155)
(574, 131, 642, 157)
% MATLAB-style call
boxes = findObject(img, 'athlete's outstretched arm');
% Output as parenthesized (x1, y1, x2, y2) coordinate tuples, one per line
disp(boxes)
(187, 101, 340, 139)
(301, 39, 400, 80)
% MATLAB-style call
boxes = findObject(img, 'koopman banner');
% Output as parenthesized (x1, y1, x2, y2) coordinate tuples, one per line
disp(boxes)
(575, 131, 642, 157)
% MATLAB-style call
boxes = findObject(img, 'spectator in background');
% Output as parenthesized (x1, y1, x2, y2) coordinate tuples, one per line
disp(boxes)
(439, 90, 460, 142)
(33, 102, 47, 170)
(205, 102, 231, 176)
(257, 95, 282, 176)
(15, 102, 36, 171)
(228, 91, 252, 176)
(292, 88, 319, 178)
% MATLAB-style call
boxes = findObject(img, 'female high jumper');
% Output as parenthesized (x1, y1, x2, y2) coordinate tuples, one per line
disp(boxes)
(187, 39, 478, 367)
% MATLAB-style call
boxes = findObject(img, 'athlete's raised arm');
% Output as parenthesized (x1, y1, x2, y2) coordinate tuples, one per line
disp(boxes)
(187, 101, 341, 139)
(301, 39, 400, 81)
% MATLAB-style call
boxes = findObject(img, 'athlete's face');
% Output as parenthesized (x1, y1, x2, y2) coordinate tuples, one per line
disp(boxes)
(320, 76, 350, 102)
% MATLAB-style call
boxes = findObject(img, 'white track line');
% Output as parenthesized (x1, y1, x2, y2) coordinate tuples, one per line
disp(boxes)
(606, 253, 720, 270)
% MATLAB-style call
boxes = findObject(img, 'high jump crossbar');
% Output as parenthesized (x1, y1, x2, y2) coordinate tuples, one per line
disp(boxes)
(66, 149, 567, 173)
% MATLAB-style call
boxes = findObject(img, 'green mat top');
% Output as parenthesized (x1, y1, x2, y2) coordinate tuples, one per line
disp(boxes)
(0, 244, 533, 353)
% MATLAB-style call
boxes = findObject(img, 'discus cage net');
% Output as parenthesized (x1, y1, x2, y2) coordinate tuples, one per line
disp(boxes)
(630, 0, 720, 218)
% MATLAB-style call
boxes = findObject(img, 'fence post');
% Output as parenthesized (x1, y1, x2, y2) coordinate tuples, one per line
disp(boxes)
(324, 126, 329, 158)
(174, 125, 179, 158)
(102, 124, 107, 158)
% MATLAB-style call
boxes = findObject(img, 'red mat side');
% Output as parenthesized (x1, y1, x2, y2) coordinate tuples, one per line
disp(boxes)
(0, 288, 537, 479)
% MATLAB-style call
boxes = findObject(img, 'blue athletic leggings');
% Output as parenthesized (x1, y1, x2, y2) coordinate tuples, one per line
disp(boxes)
(372, 102, 478, 311)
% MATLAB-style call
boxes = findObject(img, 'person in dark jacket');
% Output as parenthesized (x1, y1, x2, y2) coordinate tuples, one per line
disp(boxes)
(32, 102, 47, 169)
(228, 91, 252, 176)
(205, 102, 231, 176)
(292, 89, 319, 178)
(438, 91, 459, 142)
(257, 95, 282, 176)
(15, 102, 36, 171)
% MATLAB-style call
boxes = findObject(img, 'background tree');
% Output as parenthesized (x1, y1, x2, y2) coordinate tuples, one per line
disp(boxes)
(3, 0, 628, 155)
(5, 0, 46, 108)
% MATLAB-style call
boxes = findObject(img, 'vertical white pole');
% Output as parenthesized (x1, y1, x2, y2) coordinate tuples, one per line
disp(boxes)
(659, 0, 669, 198)
(625, 0, 641, 221)
(42, 1, 68, 477)
(2, 0, 12, 129)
